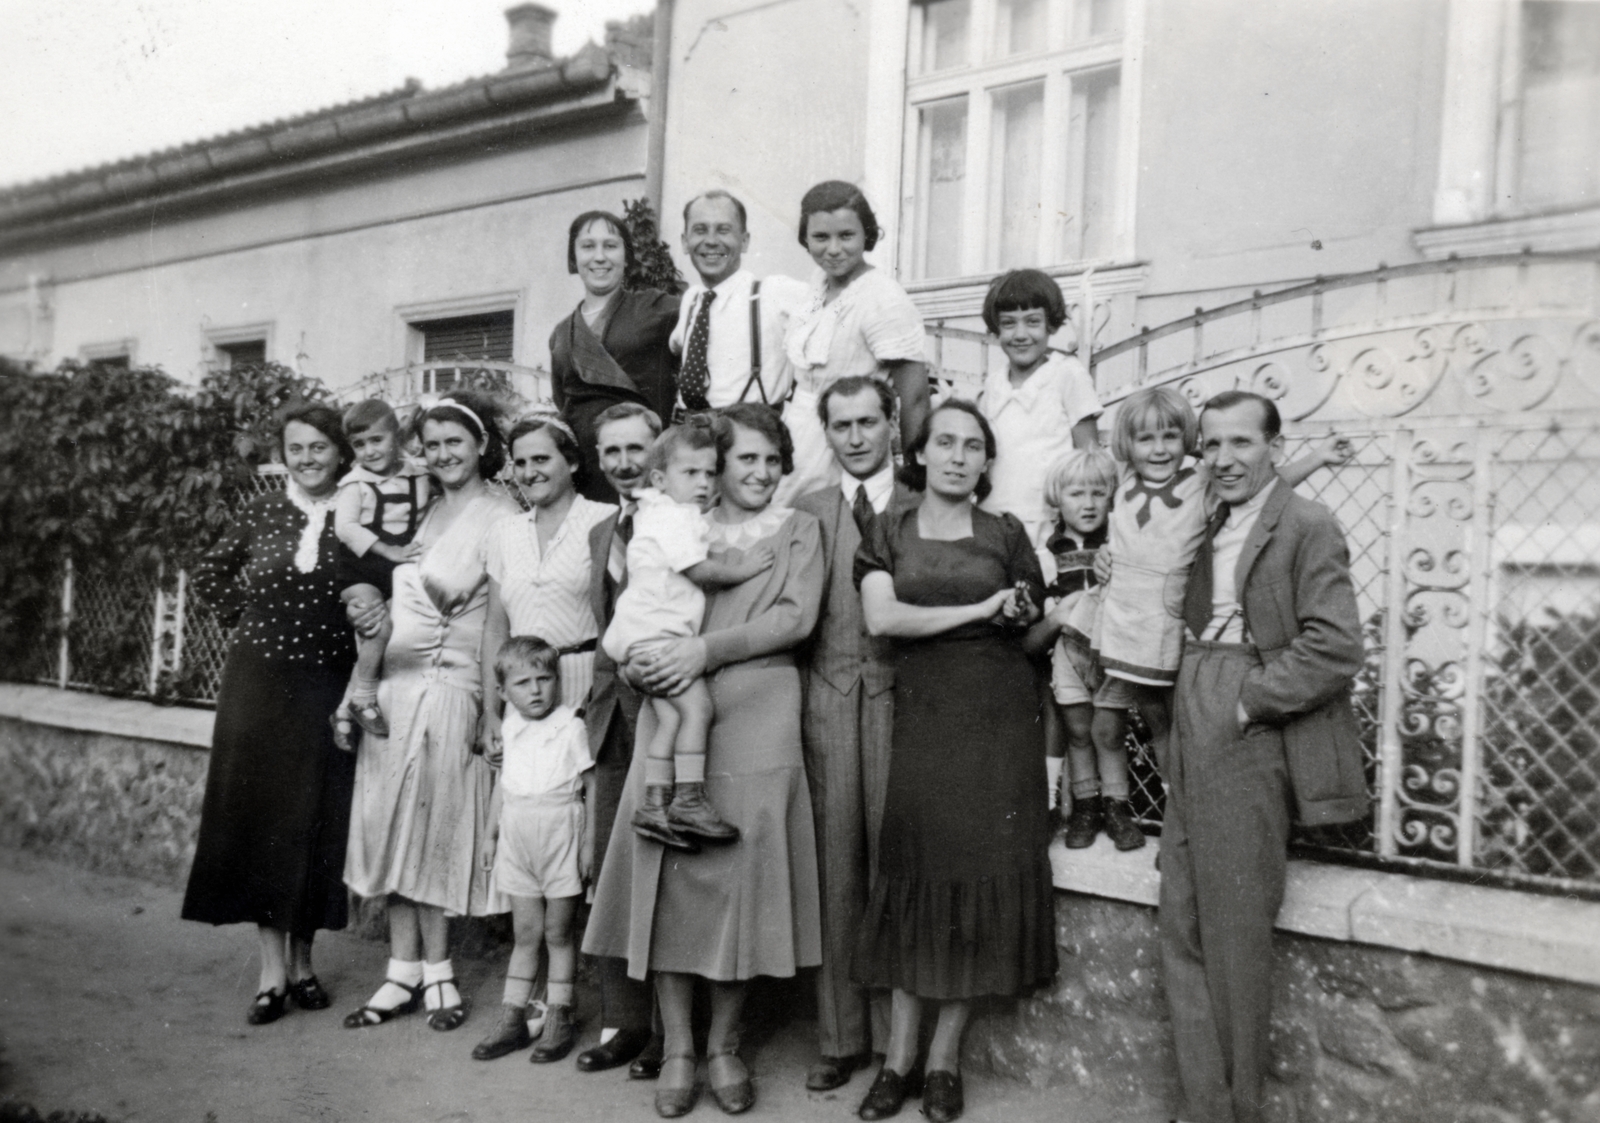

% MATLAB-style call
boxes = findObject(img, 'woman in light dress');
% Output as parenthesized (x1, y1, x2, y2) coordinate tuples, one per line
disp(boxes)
(777, 181, 931, 506)
(341, 392, 521, 1033)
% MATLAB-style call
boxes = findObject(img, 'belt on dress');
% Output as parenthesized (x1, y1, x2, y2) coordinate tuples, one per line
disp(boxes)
(554, 638, 598, 657)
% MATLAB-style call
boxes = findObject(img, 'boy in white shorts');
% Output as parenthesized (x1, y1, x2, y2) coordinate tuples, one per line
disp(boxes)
(473, 637, 594, 1064)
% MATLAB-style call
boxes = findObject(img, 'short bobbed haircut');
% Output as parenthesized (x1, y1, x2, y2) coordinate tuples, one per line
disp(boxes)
(797, 181, 882, 252)
(506, 415, 587, 489)
(683, 189, 748, 232)
(817, 374, 896, 427)
(717, 401, 795, 477)
(646, 413, 726, 477)
(1110, 386, 1199, 465)
(566, 210, 636, 276)
(982, 269, 1068, 335)
(342, 398, 398, 438)
(899, 398, 996, 502)
(277, 401, 353, 472)
(1201, 389, 1282, 441)
(421, 390, 507, 479)
(1043, 447, 1119, 511)
(593, 400, 664, 442)
(495, 635, 560, 686)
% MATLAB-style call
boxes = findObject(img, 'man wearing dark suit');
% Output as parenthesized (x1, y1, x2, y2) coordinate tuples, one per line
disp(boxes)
(1161, 390, 1368, 1123)
(575, 401, 664, 1077)
(793, 375, 917, 1092)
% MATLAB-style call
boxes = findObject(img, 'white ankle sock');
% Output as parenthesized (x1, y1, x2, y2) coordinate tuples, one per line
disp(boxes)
(503, 975, 535, 1008)
(422, 959, 459, 1010)
(369, 957, 423, 1010)
(1046, 757, 1064, 809)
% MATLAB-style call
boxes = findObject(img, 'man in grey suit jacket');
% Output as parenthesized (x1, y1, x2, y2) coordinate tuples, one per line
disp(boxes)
(793, 375, 917, 1092)
(1162, 391, 1368, 1123)
(576, 402, 663, 1077)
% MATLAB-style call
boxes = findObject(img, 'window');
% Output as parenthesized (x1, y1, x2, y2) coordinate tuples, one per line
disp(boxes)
(1510, 1, 1600, 213)
(903, 0, 1131, 280)
(418, 311, 515, 363)
(1425, 0, 1600, 253)
(216, 338, 267, 369)
(80, 340, 133, 370)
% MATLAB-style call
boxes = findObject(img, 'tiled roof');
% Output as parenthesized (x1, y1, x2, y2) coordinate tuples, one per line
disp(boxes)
(0, 41, 623, 236)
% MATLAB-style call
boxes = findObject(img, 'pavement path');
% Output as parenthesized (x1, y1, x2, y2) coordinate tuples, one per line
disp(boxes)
(0, 850, 1156, 1123)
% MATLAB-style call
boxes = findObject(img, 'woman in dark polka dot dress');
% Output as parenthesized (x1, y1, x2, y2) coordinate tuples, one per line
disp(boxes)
(181, 402, 358, 1026)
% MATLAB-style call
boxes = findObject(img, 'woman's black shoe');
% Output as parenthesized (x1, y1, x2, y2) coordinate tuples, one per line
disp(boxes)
(247, 988, 288, 1025)
(920, 1071, 964, 1122)
(576, 1026, 653, 1072)
(287, 975, 330, 1010)
(858, 1066, 912, 1120)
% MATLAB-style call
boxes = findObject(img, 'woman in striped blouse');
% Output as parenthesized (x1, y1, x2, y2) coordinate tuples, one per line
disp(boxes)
(482, 416, 618, 751)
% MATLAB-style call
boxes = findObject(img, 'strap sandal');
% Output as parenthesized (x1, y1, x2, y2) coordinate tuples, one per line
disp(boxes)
(655, 1054, 700, 1119)
(708, 1051, 754, 1115)
(328, 711, 357, 753)
(246, 987, 287, 1026)
(426, 980, 468, 1032)
(349, 699, 390, 737)
(341, 979, 423, 1028)
(287, 975, 330, 1010)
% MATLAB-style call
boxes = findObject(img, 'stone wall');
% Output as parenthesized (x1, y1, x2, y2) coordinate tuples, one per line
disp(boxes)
(966, 894, 1600, 1123)
(0, 716, 204, 887)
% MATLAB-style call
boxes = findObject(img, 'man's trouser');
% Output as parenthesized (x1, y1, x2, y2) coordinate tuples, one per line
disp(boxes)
(1159, 639, 1292, 1123)
(803, 675, 892, 1058)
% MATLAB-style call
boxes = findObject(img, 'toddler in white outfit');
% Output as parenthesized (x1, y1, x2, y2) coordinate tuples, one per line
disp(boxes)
(601, 417, 774, 850)
(473, 636, 593, 1063)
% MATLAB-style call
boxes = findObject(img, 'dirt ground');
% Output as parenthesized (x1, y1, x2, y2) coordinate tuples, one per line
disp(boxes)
(0, 850, 1161, 1123)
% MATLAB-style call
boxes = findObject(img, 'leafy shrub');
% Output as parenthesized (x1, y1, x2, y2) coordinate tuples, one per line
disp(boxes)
(0, 357, 329, 690)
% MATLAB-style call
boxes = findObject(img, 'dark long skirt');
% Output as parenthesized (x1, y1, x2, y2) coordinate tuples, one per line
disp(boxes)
(181, 642, 355, 939)
(853, 635, 1057, 1000)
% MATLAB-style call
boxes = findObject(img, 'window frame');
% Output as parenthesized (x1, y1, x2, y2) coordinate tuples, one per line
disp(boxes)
(395, 292, 523, 367)
(893, 0, 1142, 283)
(1424, 0, 1600, 255)
(203, 322, 274, 372)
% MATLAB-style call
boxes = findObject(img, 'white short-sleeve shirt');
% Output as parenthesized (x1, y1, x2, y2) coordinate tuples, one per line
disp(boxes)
(977, 351, 1103, 554)
(601, 487, 710, 662)
(500, 704, 593, 800)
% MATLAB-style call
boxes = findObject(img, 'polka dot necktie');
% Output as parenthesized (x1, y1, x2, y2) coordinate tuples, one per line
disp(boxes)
(679, 292, 714, 412)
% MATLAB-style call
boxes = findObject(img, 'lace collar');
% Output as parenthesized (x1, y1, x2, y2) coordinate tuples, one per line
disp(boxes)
(708, 504, 793, 550)
(284, 481, 338, 573)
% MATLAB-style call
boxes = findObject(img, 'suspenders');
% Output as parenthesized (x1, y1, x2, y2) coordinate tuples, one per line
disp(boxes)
(737, 279, 768, 406)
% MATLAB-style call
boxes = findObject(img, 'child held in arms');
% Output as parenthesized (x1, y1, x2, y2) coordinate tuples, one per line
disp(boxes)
(1087, 386, 1350, 831)
(473, 636, 594, 1063)
(601, 415, 775, 851)
(331, 398, 430, 746)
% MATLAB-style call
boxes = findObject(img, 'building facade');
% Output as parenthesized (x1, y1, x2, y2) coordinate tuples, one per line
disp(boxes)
(0, 7, 654, 391)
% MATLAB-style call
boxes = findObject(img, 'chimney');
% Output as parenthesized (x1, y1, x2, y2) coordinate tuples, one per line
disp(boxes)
(505, 4, 557, 70)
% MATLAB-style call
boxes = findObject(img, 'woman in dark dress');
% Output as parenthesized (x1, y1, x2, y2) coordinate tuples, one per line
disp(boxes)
(181, 402, 357, 1025)
(549, 209, 679, 503)
(852, 399, 1056, 1123)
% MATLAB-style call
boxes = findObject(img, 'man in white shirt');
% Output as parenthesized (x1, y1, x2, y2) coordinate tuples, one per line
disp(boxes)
(669, 190, 808, 414)
(792, 376, 913, 1092)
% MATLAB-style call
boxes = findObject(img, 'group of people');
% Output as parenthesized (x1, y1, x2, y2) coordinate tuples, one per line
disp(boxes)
(179, 180, 1369, 1123)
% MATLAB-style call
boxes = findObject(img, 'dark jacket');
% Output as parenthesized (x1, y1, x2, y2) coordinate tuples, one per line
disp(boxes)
(1183, 479, 1369, 827)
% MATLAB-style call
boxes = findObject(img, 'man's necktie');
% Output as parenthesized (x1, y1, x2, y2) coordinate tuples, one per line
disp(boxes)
(1183, 504, 1230, 640)
(608, 508, 634, 586)
(679, 293, 714, 412)
(851, 484, 875, 538)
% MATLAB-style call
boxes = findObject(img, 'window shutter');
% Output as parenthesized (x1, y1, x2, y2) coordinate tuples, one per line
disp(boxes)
(420, 311, 515, 362)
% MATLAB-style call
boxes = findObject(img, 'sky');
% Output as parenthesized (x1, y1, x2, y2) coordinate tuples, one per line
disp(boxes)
(0, 0, 653, 188)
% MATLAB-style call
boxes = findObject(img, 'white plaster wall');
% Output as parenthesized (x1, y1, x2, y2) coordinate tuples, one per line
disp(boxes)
(0, 115, 649, 386)
(661, 0, 875, 286)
